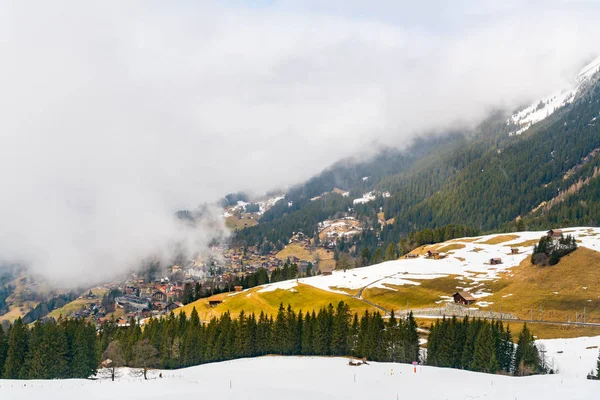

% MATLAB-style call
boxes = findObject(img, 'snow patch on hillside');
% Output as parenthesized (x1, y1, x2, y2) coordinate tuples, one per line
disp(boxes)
(538, 335, 600, 379)
(257, 280, 298, 293)
(353, 191, 376, 204)
(256, 227, 600, 302)
(508, 56, 600, 135)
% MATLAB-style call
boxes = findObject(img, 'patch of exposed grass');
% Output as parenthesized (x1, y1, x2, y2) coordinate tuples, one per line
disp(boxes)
(315, 248, 335, 260)
(487, 247, 600, 323)
(179, 283, 376, 320)
(479, 234, 520, 245)
(48, 287, 108, 319)
(362, 276, 461, 311)
(318, 259, 336, 271)
(330, 287, 360, 296)
(503, 321, 600, 340)
(437, 243, 466, 253)
(505, 239, 539, 248)
(450, 237, 481, 243)
(225, 214, 258, 230)
(276, 243, 314, 262)
(0, 302, 37, 323)
(415, 318, 600, 340)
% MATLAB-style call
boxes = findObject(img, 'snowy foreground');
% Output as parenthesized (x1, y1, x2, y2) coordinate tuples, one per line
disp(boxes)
(2, 338, 599, 400)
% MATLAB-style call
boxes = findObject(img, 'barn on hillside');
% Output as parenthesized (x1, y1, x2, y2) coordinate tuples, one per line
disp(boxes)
(547, 229, 563, 238)
(426, 250, 441, 259)
(453, 291, 476, 305)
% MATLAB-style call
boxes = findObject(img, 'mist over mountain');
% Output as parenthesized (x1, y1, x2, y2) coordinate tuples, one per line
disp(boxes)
(0, 2, 599, 285)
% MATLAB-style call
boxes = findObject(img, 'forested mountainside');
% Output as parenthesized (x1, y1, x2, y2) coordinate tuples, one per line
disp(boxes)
(231, 69, 600, 259)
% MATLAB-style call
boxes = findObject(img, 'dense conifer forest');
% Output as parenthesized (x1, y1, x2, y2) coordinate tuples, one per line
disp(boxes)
(427, 317, 544, 376)
(231, 79, 600, 260)
(0, 302, 420, 380)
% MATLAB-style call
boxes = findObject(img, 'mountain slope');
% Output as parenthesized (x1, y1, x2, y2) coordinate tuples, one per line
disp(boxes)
(231, 60, 600, 255)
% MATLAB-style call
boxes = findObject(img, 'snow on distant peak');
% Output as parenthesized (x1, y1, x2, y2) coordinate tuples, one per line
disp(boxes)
(508, 56, 600, 136)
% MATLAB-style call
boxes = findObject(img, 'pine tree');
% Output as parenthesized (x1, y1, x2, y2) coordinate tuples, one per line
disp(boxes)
(371, 248, 383, 264)
(349, 313, 359, 356)
(274, 304, 286, 354)
(385, 242, 398, 261)
(301, 311, 314, 355)
(331, 302, 350, 356)
(513, 324, 541, 376)
(386, 310, 398, 362)
(294, 310, 303, 355)
(461, 319, 479, 369)
(406, 311, 420, 363)
(50, 319, 69, 378)
(4, 318, 28, 379)
(498, 324, 514, 373)
(367, 312, 386, 361)
(71, 322, 98, 378)
(24, 320, 47, 379)
(471, 323, 494, 373)
(489, 352, 499, 374)
(0, 324, 7, 374)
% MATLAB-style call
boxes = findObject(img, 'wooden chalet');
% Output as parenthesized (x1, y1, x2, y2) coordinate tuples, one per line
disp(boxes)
(510, 248, 519, 255)
(453, 291, 476, 306)
(208, 299, 223, 307)
(547, 229, 563, 238)
(426, 250, 441, 259)
(321, 266, 334, 276)
(489, 257, 502, 265)
(405, 253, 418, 259)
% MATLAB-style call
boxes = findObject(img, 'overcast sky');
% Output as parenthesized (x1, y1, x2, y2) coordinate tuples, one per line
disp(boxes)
(0, 1, 598, 285)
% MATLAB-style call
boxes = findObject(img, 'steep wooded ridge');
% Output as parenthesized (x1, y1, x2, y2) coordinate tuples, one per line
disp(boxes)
(232, 68, 600, 254)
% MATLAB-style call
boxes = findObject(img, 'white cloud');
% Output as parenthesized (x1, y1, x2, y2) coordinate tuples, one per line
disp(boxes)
(0, 2, 598, 285)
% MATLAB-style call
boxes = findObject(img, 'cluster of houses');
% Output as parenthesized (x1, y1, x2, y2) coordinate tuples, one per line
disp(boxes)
(317, 217, 363, 249)
(225, 245, 286, 274)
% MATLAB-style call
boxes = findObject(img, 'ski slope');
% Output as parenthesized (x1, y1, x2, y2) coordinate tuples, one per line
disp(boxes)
(1, 351, 597, 400)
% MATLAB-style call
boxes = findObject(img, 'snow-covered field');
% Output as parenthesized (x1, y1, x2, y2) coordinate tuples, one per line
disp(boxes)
(539, 335, 600, 379)
(254, 227, 600, 300)
(2, 349, 598, 400)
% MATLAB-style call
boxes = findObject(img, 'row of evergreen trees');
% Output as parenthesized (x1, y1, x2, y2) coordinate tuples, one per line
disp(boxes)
(100, 303, 419, 370)
(0, 318, 97, 379)
(427, 317, 543, 376)
(0, 301, 419, 379)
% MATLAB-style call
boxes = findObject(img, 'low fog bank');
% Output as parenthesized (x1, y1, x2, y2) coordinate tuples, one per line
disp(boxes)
(0, 2, 598, 286)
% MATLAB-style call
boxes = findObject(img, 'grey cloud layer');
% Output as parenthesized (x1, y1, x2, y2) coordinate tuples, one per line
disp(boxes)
(0, 2, 597, 284)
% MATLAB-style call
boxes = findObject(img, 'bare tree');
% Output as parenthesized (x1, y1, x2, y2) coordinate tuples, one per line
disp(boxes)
(101, 340, 125, 381)
(132, 339, 159, 380)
